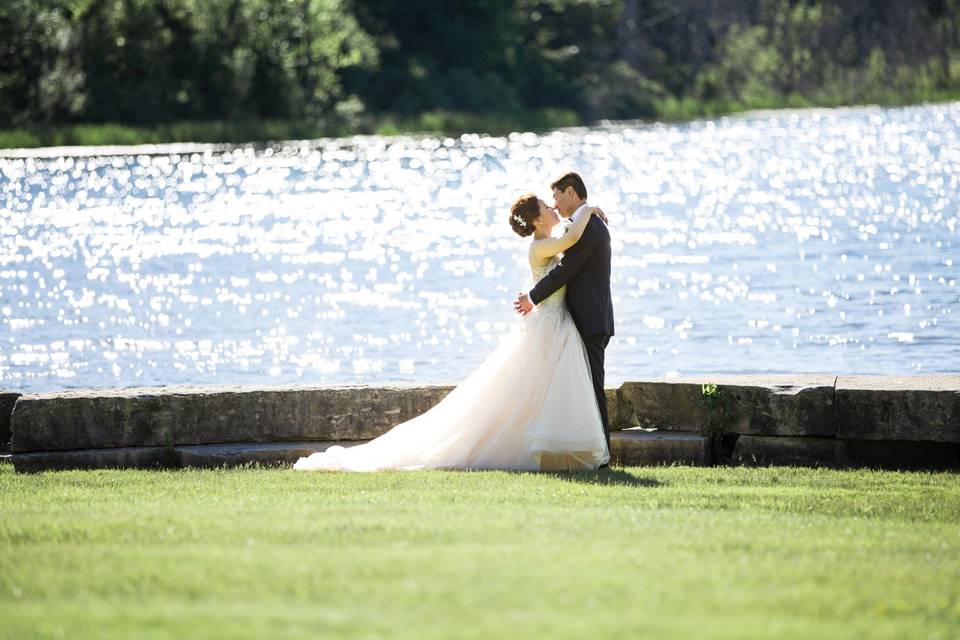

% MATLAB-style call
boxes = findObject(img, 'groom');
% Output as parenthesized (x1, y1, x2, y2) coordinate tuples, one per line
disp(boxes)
(514, 171, 615, 455)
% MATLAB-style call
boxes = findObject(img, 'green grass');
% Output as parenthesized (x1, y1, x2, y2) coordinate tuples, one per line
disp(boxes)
(0, 119, 354, 150)
(4, 87, 960, 150)
(652, 88, 960, 122)
(0, 109, 580, 150)
(1, 462, 958, 639)
(371, 108, 579, 137)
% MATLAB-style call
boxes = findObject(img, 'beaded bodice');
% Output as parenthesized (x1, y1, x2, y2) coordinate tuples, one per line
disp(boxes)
(530, 254, 566, 319)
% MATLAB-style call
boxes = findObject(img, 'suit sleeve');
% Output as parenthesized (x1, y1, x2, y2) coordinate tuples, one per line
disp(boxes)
(529, 220, 600, 305)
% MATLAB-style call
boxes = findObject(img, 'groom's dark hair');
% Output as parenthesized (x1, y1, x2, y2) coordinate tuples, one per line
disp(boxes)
(550, 171, 587, 200)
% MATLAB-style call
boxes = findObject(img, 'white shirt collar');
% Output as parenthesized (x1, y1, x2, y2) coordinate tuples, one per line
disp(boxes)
(570, 201, 589, 221)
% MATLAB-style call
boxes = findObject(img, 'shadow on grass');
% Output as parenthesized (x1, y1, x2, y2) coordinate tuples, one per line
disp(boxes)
(534, 467, 663, 488)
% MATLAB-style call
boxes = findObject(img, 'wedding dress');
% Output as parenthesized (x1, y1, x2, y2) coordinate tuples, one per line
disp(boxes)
(293, 252, 610, 472)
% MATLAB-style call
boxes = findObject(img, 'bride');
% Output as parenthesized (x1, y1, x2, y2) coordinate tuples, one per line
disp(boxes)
(293, 193, 610, 472)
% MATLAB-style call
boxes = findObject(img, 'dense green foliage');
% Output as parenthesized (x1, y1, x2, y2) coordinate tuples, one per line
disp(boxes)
(2, 0, 959, 143)
(1, 462, 958, 638)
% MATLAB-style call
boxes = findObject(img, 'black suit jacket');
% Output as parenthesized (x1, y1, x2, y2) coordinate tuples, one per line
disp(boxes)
(529, 215, 615, 337)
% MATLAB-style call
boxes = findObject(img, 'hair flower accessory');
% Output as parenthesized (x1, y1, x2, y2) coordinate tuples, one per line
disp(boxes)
(512, 213, 527, 228)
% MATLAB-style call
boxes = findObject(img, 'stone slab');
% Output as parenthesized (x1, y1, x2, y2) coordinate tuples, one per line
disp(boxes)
(611, 428, 709, 466)
(12, 446, 170, 473)
(174, 440, 369, 468)
(618, 375, 836, 437)
(606, 386, 639, 430)
(604, 387, 620, 429)
(10, 440, 374, 472)
(732, 435, 960, 470)
(11, 384, 453, 452)
(835, 375, 960, 443)
(0, 392, 20, 449)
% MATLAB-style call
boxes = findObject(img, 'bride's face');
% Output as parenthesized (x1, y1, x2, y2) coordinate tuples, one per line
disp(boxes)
(533, 198, 561, 233)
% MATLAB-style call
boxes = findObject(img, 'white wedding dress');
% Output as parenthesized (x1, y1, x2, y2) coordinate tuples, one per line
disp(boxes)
(293, 252, 610, 472)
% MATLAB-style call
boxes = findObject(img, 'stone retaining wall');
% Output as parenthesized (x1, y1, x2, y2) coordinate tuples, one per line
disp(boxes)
(612, 375, 959, 469)
(9, 385, 453, 452)
(0, 392, 20, 448)
(4, 375, 958, 470)
(616, 375, 838, 437)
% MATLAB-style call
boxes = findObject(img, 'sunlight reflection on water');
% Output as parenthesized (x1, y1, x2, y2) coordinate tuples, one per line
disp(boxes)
(1, 103, 958, 392)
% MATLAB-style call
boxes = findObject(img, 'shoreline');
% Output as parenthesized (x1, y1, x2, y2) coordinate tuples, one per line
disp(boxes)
(3, 375, 958, 472)
(3, 93, 959, 155)
(0, 108, 578, 154)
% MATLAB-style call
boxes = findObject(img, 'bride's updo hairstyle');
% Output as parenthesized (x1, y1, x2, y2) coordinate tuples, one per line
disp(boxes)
(509, 193, 539, 237)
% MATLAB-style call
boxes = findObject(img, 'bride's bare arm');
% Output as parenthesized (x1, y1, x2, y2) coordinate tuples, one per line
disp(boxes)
(531, 207, 604, 261)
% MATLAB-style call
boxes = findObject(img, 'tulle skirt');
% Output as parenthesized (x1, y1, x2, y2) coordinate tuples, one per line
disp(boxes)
(293, 304, 609, 472)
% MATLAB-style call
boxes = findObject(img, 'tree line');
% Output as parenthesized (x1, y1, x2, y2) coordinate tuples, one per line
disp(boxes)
(2, 0, 958, 133)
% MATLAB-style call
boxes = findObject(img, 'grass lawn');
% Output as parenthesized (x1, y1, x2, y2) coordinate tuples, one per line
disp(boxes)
(1, 462, 958, 639)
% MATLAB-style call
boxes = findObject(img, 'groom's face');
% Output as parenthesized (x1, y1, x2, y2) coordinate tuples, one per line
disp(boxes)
(552, 186, 578, 218)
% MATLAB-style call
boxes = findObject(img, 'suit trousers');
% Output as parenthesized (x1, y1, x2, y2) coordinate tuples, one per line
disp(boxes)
(582, 333, 611, 451)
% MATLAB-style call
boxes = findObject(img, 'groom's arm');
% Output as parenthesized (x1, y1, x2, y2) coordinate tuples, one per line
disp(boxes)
(525, 205, 595, 306)
(529, 220, 601, 305)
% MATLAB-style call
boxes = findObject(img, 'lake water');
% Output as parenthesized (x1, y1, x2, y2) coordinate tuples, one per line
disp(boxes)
(1, 103, 958, 393)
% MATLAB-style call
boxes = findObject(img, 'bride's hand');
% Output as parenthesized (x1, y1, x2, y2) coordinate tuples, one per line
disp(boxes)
(588, 207, 608, 224)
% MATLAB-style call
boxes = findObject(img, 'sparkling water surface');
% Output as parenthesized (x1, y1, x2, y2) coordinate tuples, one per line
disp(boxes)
(1, 103, 958, 392)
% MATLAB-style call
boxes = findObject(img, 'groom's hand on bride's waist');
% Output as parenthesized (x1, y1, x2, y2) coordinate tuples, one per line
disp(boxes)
(514, 292, 534, 316)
